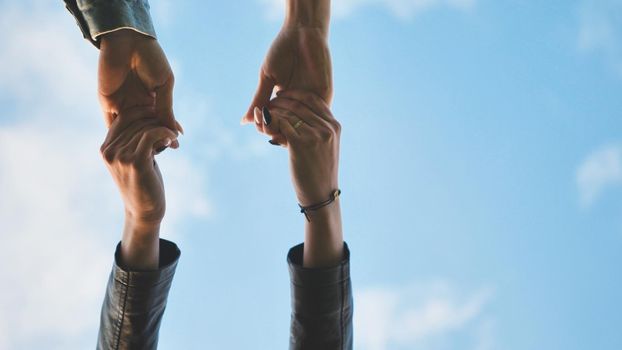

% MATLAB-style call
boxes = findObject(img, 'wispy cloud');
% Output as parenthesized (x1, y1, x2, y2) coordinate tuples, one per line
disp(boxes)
(354, 281, 494, 350)
(0, 3, 210, 348)
(577, 0, 622, 76)
(260, 0, 475, 21)
(576, 144, 622, 208)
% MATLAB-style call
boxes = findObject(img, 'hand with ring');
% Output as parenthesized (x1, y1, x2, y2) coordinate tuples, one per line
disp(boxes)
(256, 89, 343, 267)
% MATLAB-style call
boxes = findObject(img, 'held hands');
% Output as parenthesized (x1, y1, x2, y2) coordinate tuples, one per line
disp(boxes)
(99, 30, 181, 143)
(260, 90, 340, 207)
(244, 25, 333, 130)
(100, 108, 179, 228)
(260, 89, 344, 268)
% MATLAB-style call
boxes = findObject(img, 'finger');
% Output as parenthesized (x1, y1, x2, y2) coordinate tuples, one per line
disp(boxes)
(275, 89, 334, 122)
(243, 71, 275, 125)
(269, 96, 335, 130)
(135, 126, 179, 166)
(175, 120, 185, 135)
(268, 107, 301, 146)
(262, 106, 289, 147)
(103, 108, 161, 149)
(255, 106, 285, 140)
(253, 105, 266, 134)
(154, 76, 177, 131)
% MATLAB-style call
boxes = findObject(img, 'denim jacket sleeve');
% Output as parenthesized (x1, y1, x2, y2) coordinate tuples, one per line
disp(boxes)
(287, 242, 354, 350)
(97, 239, 180, 350)
(63, 0, 156, 48)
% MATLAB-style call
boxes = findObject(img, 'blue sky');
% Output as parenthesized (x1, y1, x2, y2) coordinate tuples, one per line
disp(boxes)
(0, 0, 621, 349)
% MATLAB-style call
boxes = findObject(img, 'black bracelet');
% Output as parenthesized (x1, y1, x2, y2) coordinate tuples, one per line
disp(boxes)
(299, 189, 341, 222)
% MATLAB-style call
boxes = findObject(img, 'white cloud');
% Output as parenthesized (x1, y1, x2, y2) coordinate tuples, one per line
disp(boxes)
(355, 281, 494, 350)
(576, 144, 622, 208)
(577, 0, 622, 76)
(260, 0, 475, 21)
(0, 2, 212, 348)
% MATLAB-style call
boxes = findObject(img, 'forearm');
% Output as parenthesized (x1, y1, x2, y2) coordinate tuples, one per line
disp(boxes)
(120, 217, 160, 270)
(285, 0, 331, 34)
(303, 202, 343, 268)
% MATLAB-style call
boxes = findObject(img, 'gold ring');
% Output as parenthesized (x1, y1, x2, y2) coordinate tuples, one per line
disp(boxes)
(293, 120, 304, 129)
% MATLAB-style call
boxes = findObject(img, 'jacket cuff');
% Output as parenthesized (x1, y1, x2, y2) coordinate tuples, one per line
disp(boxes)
(66, 0, 156, 48)
(288, 242, 351, 315)
(112, 238, 180, 287)
(97, 239, 180, 349)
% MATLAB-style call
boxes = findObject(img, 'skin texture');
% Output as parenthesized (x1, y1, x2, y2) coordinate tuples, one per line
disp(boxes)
(99, 30, 182, 146)
(243, 0, 332, 138)
(262, 90, 343, 268)
(100, 107, 178, 270)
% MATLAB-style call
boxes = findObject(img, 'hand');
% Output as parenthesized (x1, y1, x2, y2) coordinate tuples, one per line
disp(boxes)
(99, 30, 181, 138)
(263, 90, 340, 206)
(243, 25, 332, 132)
(262, 89, 343, 268)
(100, 108, 179, 227)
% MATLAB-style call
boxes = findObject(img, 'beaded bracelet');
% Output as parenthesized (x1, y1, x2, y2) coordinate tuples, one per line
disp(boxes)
(298, 189, 341, 222)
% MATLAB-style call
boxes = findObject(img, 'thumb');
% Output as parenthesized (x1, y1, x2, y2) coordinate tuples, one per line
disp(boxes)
(242, 71, 275, 125)
(154, 77, 177, 130)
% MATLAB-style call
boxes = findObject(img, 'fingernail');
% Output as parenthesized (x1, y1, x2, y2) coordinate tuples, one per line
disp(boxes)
(262, 106, 272, 126)
(155, 138, 172, 154)
(175, 121, 184, 135)
(268, 140, 280, 146)
(240, 116, 250, 125)
(253, 107, 262, 125)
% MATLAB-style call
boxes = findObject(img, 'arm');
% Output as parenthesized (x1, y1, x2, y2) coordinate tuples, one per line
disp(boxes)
(243, 0, 332, 139)
(63, 0, 180, 135)
(97, 109, 180, 349)
(260, 90, 353, 349)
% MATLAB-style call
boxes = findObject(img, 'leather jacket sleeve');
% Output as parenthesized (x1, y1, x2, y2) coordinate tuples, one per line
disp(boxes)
(287, 243, 353, 350)
(97, 239, 180, 350)
(97, 240, 352, 349)
(63, 0, 156, 48)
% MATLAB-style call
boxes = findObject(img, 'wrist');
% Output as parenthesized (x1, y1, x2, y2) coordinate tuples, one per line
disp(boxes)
(284, 0, 330, 35)
(124, 212, 162, 235)
(100, 28, 152, 50)
(121, 216, 160, 270)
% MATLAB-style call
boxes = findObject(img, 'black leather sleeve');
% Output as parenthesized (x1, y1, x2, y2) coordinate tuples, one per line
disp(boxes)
(97, 239, 180, 350)
(287, 243, 353, 350)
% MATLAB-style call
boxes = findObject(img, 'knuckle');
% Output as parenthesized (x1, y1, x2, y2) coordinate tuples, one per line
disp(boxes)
(318, 128, 332, 141)
(101, 146, 115, 163)
(118, 152, 135, 166)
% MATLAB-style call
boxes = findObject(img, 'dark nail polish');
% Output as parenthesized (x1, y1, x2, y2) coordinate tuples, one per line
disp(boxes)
(262, 106, 272, 126)
(268, 140, 280, 146)
(155, 145, 168, 154)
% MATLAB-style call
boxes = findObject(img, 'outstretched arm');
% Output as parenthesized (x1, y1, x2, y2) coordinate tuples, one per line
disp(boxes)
(97, 109, 180, 349)
(260, 90, 353, 349)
